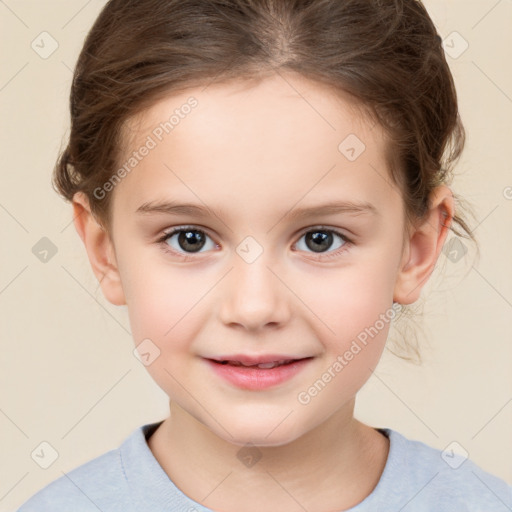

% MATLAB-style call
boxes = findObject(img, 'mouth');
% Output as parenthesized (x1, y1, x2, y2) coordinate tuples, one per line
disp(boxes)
(205, 356, 314, 390)
(213, 358, 302, 370)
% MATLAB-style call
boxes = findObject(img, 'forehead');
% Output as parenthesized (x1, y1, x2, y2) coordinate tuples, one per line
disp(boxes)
(114, 73, 396, 220)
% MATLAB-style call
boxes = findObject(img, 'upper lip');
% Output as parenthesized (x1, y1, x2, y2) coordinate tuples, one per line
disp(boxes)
(207, 354, 311, 364)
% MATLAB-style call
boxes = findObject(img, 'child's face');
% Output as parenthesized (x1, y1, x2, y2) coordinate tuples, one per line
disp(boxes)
(108, 74, 408, 445)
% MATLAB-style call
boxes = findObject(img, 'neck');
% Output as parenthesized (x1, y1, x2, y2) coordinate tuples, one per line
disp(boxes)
(148, 400, 389, 512)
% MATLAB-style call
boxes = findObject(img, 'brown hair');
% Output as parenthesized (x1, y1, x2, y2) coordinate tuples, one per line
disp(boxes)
(53, 0, 477, 362)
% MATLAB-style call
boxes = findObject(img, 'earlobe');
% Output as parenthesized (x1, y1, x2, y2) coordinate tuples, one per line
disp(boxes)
(72, 192, 126, 306)
(393, 186, 454, 305)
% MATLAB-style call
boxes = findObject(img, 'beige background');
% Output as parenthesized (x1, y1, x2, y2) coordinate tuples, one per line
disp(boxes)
(1, 1, 511, 510)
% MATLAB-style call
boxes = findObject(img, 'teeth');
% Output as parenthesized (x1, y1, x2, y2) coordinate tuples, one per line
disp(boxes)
(257, 362, 279, 369)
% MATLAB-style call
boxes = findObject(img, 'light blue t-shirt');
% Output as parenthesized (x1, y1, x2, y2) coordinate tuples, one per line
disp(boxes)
(16, 421, 512, 511)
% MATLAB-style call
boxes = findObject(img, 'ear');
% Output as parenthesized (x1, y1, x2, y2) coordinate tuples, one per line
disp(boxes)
(72, 192, 126, 306)
(393, 185, 454, 305)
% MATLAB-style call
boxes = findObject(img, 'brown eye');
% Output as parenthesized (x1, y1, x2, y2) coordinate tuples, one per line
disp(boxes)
(162, 227, 215, 254)
(295, 228, 348, 255)
(305, 231, 333, 253)
(176, 230, 206, 252)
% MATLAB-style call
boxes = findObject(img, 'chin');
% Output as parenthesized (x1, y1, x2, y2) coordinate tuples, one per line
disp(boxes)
(209, 414, 305, 448)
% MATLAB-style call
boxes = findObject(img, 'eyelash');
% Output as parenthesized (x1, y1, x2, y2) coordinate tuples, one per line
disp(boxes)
(156, 225, 353, 261)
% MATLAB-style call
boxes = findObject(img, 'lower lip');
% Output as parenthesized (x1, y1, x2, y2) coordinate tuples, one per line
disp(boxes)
(205, 358, 312, 390)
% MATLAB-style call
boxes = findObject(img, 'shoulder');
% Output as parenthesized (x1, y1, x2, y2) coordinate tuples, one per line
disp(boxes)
(382, 428, 512, 511)
(15, 425, 147, 512)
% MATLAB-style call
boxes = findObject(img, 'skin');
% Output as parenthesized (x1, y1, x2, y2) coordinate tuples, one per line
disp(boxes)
(72, 72, 454, 511)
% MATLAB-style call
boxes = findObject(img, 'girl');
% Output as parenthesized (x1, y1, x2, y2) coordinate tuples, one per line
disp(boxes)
(17, 0, 511, 510)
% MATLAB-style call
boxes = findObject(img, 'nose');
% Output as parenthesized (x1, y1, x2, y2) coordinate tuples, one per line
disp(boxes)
(218, 252, 291, 331)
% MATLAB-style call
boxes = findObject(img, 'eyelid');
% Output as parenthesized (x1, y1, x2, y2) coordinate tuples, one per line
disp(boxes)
(157, 224, 216, 242)
(295, 224, 352, 241)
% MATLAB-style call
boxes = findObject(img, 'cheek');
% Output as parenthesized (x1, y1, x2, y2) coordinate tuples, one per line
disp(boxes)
(121, 260, 209, 393)
(301, 259, 397, 342)
(125, 269, 197, 342)
(114, 245, 168, 332)
(122, 246, 398, 348)
(295, 267, 397, 414)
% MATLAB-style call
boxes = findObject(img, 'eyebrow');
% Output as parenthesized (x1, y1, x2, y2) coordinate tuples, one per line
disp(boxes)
(135, 199, 379, 220)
